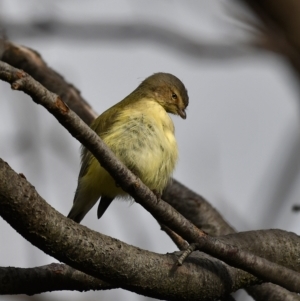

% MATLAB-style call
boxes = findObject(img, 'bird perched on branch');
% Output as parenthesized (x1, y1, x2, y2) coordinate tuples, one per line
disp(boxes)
(68, 72, 189, 223)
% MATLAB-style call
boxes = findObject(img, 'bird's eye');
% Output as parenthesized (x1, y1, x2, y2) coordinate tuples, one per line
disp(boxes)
(172, 93, 177, 100)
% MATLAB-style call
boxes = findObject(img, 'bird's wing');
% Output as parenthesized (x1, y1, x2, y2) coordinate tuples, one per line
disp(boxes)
(78, 108, 121, 179)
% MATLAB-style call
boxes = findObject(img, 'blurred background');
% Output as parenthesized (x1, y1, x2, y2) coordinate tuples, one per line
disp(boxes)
(1, 1, 300, 300)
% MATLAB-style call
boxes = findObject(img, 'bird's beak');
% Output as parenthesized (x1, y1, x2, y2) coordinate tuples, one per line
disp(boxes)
(178, 109, 186, 119)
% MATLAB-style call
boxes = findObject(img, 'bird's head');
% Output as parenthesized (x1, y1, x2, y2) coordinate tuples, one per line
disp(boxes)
(138, 72, 189, 119)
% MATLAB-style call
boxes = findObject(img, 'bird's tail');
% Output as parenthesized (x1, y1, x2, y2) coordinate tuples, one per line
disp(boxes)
(97, 197, 114, 219)
(67, 187, 100, 223)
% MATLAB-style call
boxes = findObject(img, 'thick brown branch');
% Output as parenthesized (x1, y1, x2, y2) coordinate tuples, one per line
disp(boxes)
(0, 158, 262, 299)
(1, 61, 300, 293)
(0, 264, 113, 295)
(1, 159, 300, 298)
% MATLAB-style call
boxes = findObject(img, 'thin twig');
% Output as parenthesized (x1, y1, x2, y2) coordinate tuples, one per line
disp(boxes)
(160, 224, 189, 251)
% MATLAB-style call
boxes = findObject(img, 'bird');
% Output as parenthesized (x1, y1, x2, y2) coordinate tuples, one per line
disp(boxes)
(67, 72, 189, 223)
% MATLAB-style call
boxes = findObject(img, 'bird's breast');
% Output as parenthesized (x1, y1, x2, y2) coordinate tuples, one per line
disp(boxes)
(102, 100, 178, 192)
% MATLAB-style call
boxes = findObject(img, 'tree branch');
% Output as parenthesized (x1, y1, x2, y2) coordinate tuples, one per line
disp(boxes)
(0, 264, 113, 295)
(1, 158, 300, 298)
(163, 180, 300, 301)
(0, 158, 260, 299)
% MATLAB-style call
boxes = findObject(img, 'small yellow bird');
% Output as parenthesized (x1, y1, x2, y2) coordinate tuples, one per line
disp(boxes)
(68, 72, 189, 223)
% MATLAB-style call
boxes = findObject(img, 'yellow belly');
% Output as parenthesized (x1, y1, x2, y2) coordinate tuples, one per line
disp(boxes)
(79, 99, 178, 201)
